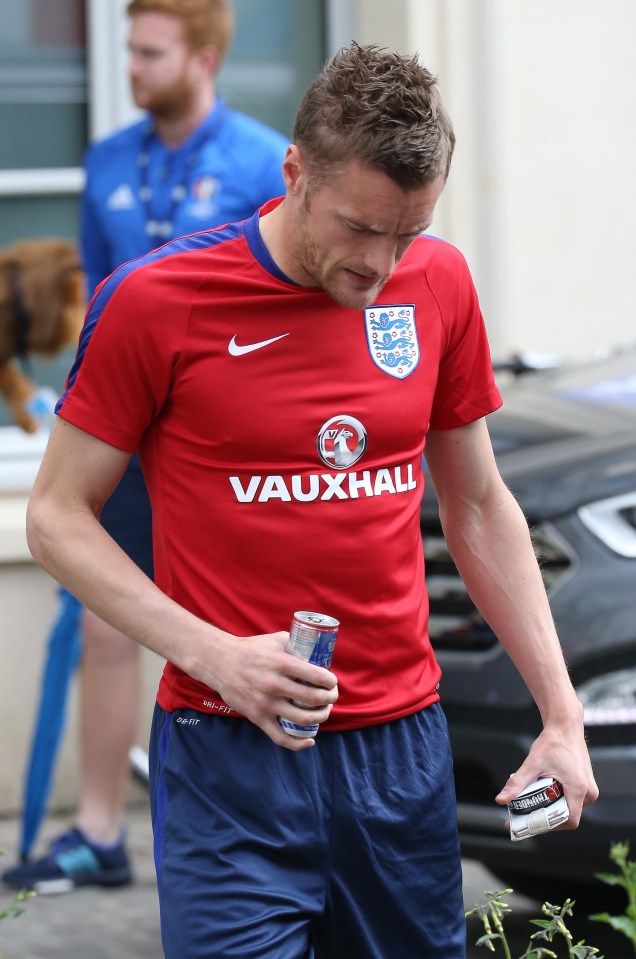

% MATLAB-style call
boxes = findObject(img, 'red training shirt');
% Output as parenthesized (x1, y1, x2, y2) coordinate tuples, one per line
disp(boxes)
(58, 199, 502, 730)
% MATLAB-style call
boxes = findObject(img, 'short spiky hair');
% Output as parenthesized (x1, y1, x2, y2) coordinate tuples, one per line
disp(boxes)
(293, 43, 455, 190)
(126, 0, 234, 63)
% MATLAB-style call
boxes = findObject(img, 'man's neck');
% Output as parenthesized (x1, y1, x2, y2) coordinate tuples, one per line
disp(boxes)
(259, 200, 313, 287)
(153, 91, 216, 149)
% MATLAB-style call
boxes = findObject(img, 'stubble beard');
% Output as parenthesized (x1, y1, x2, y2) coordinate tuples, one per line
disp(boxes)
(295, 200, 387, 311)
(133, 73, 194, 121)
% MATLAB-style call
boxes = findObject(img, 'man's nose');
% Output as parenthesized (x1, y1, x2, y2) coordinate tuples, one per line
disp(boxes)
(361, 237, 398, 278)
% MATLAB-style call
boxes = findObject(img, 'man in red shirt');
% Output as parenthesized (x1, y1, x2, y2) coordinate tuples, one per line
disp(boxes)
(25, 43, 597, 959)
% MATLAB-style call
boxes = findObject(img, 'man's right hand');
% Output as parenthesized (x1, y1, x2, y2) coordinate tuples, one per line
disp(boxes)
(190, 629, 339, 750)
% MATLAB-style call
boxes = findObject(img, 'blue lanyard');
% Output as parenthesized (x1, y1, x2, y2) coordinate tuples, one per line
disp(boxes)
(137, 103, 225, 240)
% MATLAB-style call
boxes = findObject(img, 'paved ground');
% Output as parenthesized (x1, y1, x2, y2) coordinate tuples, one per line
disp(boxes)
(0, 804, 161, 959)
(0, 804, 629, 958)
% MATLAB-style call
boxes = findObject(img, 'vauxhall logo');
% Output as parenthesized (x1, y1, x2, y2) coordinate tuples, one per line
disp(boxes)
(317, 415, 367, 469)
(229, 413, 417, 503)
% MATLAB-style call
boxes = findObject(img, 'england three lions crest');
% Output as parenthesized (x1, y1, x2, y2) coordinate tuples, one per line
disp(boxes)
(364, 304, 419, 379)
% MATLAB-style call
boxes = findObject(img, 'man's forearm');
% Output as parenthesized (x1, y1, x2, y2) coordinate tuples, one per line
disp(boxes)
(440, 483, 580, 723)
(26, 491, 219, 679)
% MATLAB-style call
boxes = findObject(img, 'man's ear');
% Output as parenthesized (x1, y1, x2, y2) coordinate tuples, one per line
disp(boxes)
(282, 144, 306, 196)
(197, 44, 220, 77)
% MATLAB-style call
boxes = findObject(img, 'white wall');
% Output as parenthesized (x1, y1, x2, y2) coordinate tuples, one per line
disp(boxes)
(0, 455, 162, 818)
(356, 0, 636, 362)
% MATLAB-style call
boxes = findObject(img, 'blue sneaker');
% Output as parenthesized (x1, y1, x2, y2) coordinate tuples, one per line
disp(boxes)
(1, 827, 132, 894)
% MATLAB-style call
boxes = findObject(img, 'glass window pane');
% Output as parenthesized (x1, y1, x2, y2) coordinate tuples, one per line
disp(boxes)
(0, 0, 87, 170)
(0, 194, 80, 241)
(220, 0, 326, 138)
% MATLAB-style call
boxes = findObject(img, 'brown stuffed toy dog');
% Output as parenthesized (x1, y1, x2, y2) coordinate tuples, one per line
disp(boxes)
(0, 238, 86, 432)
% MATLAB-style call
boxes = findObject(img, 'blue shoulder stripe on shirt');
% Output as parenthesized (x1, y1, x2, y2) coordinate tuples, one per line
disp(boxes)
(243, 206, 298, 285)
(57, 221, 246, 412)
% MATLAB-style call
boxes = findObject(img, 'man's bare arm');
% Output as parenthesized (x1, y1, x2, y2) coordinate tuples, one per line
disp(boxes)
(27, 418, 337, 750)
(424, 418, 598, 823)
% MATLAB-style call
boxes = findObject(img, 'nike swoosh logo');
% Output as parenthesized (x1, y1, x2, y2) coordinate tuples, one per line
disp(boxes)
(228, 333, 290, 356)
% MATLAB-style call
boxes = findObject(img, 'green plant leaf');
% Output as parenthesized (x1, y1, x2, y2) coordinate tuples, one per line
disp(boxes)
(594, 871, 626, 887)
(571, 946, 604, 959)
(589, 911, 610, 923)
(593, 915, 636, 936)
(475, 931, 499, 948)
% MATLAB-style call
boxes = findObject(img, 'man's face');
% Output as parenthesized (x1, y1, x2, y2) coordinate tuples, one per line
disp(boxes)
(287, 158, 445, 311)
(127, 12, 204, 118)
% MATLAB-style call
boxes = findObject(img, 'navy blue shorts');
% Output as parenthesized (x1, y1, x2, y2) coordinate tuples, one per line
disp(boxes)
(100, 453, 153, 577)
(149, 703, 465, 959)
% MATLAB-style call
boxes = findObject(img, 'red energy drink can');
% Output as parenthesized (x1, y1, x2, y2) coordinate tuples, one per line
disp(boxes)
(278, 611, 339, 739)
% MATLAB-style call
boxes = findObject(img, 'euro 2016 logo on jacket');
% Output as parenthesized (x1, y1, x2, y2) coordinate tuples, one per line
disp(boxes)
(186, 176, 220, 220)
(317, 415, 367, 469)
(364, 304, 419, 379)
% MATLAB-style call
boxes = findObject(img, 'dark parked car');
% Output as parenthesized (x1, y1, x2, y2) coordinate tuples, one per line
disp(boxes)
(422, 344, 636, 906)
